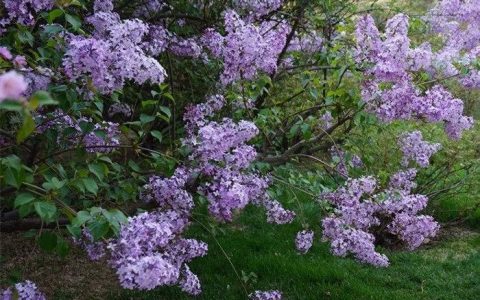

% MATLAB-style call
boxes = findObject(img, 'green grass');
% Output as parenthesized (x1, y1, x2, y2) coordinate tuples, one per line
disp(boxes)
(115, 205, 480, 300)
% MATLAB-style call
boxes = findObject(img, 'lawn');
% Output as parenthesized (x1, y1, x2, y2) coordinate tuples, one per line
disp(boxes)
(117, 205, 480, 300)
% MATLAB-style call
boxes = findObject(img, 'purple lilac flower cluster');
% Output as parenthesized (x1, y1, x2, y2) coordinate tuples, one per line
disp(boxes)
(0, 281, 46, 300)
(202, 10, 290, 85)
(181, 96, 294, 223)
(107, 210, 207, 292)
(295, 230, 314, 254)
(36, 110, 120, 153)
(63, 2, 205, 95)
(1, 46, 53, 98)
(398, 131, 441, 167)
(73, 228, 107, 261)
(63, 12, 166, 95)
(233, 0, 283, 19)
(330, 146, 363, 177)
(1, 0, 54, 28)
(355, 14, 474, 139)
(0, 71, 28, 102)
(288, 33, 323, 53)
(249, 290, 283, 300)
(141, 167, 194, 216)
(108, 103, 133, 118)
(321, 166, 439, 266)
(83, 121, 120, 153)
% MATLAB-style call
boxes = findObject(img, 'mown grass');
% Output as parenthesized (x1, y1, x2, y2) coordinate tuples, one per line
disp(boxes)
(115, 203, 480, 300)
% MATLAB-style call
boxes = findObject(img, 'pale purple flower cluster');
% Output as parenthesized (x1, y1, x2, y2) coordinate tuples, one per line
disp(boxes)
(183, 94, 225, 134)
(295, 230, 314, 254)
(23, 68, 52, 97)
(319, 111, 333, 130)
(132, 91, 295, 293)
(179, 265, 202, 295)
(321, 168, 439, 266)
(202, 10, 290, 85)
(73, 228, 107, 261)
(108, 103, 133, 118)
(107, 210, 207, 292)
(132, 0, 167, 18)
(398, 131, 441, 167)
(427, 0, 480, 52)
(0, 71, 28, 102)
(1, 0, 54, 27)
(83, 121, 120, 153)
(181, 96, 294, 223)
(168, 37, 202, 58)
(288, 33, 323, 53)
(1, 45, 51, 98)
(93, 0, 114, 13)
(249, 290, 282, 300)
(36, 110, 120, 153)
(141, 167, 194, 216)
(330, 147, 363, 177)
(355, 14, 474, 139)
(233, 0, 283, 19)
(63, 12, 167, 95)
(0, 281, 46, 300)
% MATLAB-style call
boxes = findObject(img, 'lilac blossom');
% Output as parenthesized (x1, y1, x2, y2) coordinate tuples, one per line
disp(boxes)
(108, 210, 207, 293)
(63, 13, 166, 95)
(234, 0, 283, 19)
(83, 121, 120, 153)
(179, 265, 202, 295)
(295, 230, 314, 254)
(249, 290, 283, 300)
(0, 281, 46, 300)
(108, 103, 132, 118)
(202, 10, 290, 85)
(398, 131, 441, 168)
(2, 0, 54, 26)
(0, 71, 28, 101)
(355, 14, 475, 139)
(73, 228, 107, 261)
(0, 47, 12, 60)
(321, 163, 439, 266)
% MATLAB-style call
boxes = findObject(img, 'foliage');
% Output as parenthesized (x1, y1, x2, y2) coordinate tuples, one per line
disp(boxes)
(0, 0, 478, 298)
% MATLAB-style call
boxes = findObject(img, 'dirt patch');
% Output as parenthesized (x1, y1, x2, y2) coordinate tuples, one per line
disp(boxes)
(0, 231, 121, 299)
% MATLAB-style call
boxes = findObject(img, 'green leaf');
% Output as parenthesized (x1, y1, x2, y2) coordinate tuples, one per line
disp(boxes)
(47, 9, 64, 23)
(65, 14, 81, 30)
(30, 91, 58, 107)
(34, 201, 57, 221)
(140, 114, 156, 124)
(14, 193, 35, 208)
(162, 92, 174, 102)
(0, 100, 23, 111)
(150, 130, 163, 142)
(56, 237, 70, 257)
(17, 29, 34, 46)
(18, 204, 34, 218)
(79, 121, 94, 133)
(128, 160, 140, 172)
(16, 114, 35, 143)
(88, 163, 106, 180)
(38, 232, 57, 252)
(158, 106, 171, 119)
(66, 225, 81, 238)
(141, 100, 157, 108)
(87, 220, 110, 241)
(82, 178, 98, 195)
(72, 210, 91, 226)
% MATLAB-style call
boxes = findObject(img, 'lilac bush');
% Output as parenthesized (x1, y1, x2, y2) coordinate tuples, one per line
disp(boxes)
(0, 0, 477, 298)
